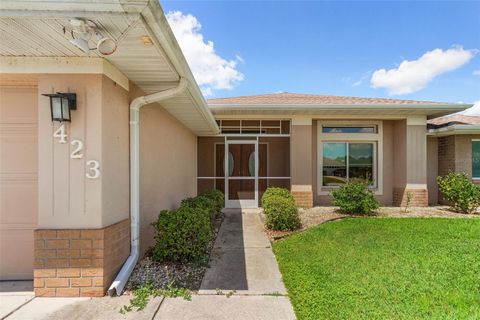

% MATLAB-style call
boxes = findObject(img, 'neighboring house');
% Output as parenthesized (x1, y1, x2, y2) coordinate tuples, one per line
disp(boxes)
(426, 115, 480, 204)
(0, 0, 473, 298)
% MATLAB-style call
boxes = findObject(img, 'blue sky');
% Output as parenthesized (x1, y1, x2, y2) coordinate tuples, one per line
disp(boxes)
(162, 1, 480, 104)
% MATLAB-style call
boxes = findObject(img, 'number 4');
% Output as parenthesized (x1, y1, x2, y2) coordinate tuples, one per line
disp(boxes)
(53, 124, 67, 143)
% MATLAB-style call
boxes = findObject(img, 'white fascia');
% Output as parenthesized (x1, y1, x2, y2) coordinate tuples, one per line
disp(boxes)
(427, 125, 480, 137)
(209, 104, 472, 116)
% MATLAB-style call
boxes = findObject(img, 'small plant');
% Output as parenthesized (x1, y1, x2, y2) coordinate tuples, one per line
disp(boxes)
(404, 191, 414, 213)
(331, 180, 379, 215)
(437, 172, 480, 214)
(262, 187, 301, 231)
(160, 282, 192, 300)
(120, 282, 191, 314)
(120, 283, 159, 313)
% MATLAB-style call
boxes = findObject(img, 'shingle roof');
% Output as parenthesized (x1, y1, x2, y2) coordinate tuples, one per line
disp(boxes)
(428, 114, 480, 128)
(207, 92, 445, 105)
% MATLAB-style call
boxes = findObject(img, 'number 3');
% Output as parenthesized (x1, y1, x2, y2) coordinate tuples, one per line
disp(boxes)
(86, 160, 100, 179)
(70, 140, 84, 159)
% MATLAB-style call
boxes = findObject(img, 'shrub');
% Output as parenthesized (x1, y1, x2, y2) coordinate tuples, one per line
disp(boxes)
(262, 187, 301, 231)
(181, 195, 216, 226)
(262, 187, 295, 204)
(200, 189, 224, 215)
(437, 172, 480, 214)
(331, 180, 379, 215)
(150, 204, 211, 262)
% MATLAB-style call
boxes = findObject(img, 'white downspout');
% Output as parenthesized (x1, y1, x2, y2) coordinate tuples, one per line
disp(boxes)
(108, 77, 188, 296)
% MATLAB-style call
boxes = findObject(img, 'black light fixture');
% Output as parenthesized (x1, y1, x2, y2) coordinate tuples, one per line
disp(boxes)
(42, 93, 77, 122)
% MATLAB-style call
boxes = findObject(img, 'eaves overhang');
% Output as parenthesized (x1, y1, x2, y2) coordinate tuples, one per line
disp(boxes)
(427, 124, 480, 137)
(209, 103, 472, 117)
(0, 0, 219, 135)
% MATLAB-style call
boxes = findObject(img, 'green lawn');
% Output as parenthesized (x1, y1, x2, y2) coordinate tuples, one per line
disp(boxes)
(273, 218, 480, 320)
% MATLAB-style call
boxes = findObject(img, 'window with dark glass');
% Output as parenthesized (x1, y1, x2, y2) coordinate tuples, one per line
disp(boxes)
(322, 126, 377, 134)
(323, 142, 375, 187)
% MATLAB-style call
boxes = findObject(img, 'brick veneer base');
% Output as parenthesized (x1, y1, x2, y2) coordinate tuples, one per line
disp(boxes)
(393, 188, 428, 207)
(34, 219, 130, 297)
(291, 185, 313, 208)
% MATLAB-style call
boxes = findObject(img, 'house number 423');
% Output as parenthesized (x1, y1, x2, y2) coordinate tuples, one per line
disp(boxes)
(53, 124, 101, 179)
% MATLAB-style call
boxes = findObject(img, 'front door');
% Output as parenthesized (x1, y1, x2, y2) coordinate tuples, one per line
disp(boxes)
(225, 141, 258, 208)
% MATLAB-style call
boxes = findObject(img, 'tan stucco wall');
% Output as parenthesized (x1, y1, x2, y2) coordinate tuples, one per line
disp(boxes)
(132, 84, 197, 255)
(393, 120, 407, 188)
(101, 76, 130, 227)
(406, 125, 427, 185)
(427, 137, 439, 204)
(37, 74, 130, 229)
(291, 125, 312, 185)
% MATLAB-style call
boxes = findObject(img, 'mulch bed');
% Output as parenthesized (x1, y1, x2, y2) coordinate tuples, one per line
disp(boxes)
(264, 206, 479, 241)
(124, 212, 224, 293)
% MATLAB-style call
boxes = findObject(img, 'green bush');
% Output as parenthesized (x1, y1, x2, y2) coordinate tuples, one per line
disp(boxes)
(150, 203, 212, 262)
(200, 189, 224, 215)
(181, 195, 216, 226)
(262, 188, 301, 231)
(331, 180, 379, 215)
(262, 187, 295, 204)
(437, 172, 480, 214)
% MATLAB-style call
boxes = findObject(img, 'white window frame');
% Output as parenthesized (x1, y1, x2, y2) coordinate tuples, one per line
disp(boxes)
(317, 120, 383, 195)
(473, 139, 480, 180)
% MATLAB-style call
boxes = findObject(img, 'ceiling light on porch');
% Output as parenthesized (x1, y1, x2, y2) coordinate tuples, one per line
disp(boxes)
(68, 19, 117, 56)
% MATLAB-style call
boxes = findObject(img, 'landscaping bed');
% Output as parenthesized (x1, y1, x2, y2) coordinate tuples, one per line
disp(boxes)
(263, 206, 479, 240)
(273, 218, 480, 320)
(125, 211, 223, 293)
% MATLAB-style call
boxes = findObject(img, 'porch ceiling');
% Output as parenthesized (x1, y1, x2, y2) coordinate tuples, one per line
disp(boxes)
(0, 0, 218, 135)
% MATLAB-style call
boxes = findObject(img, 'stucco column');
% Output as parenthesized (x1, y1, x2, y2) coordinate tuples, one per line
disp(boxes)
(35, 74, 130, 297)
(393, 116, 428, 207)
(290, 117, 313, 208)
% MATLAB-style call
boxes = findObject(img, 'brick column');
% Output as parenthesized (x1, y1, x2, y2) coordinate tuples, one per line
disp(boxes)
(290, 118, 313, 208)
(34, 219, 130, 297)
(393, 117, 428, 207)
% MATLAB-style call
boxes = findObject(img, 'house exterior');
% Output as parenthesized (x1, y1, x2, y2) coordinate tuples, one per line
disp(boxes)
(0, 0, 474, 297)
(426, 115, 480, 204)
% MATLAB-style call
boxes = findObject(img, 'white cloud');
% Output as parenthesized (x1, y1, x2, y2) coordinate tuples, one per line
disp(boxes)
(474, 69, 480, 76)
(166, 11, 244, 96)
(370, 47, 476, 95)
(460, 100, 480, 116)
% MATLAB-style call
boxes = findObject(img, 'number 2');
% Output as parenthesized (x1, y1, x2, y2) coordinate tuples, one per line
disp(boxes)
(70, 140, 84, 159)
(53, 124, 67, 143)
(86, 160, 100, 179)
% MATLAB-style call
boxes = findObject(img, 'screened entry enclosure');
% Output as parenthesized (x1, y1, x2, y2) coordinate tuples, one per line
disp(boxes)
(197, 120, 291, 208)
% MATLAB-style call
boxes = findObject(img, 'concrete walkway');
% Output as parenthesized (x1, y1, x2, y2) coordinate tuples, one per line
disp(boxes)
(199, 208, 287, 295)
(155, 209, 295, 319)
(1, 209, 295, 320)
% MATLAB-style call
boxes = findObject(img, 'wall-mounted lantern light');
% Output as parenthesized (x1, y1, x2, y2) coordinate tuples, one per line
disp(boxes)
(42, 93, 77, 122)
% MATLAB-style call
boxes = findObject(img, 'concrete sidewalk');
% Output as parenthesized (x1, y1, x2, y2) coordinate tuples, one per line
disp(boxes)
(199, 209, 287, 295)
(1, 209, 295, 320)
